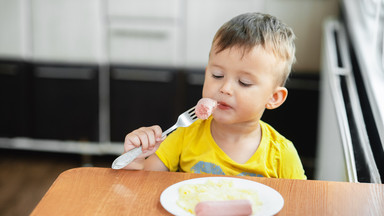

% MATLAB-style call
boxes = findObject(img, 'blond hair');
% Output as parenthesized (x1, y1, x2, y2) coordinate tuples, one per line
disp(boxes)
(212, 12, 296, 86)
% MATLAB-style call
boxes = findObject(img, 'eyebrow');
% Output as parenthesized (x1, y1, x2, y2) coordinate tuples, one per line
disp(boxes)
(238, 70, 254, 75)
(207, 63, 225, 71)
(237, 69, 259, 80)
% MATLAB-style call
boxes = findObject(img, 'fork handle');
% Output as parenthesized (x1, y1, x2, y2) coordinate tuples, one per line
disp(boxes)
(111, 123, 178, 169)
(111, 147, 142, 169)
(162, 124, 178, 138)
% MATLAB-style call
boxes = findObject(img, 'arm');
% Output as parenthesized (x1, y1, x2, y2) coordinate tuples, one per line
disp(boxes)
(144, 154, 169, 171)
(122, 125, 168, 171)
(124, 154, 168, 171)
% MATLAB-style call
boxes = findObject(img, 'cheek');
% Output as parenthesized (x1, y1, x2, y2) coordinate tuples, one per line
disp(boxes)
(238, 98, 265, 119)
(202, 81, 211, 98)
(238, 90, 268, 110)
(202, 77, 216, 98)
(202, 86, 207, 98)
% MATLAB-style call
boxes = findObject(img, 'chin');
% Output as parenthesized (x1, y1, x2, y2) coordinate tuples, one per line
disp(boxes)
(212, 113, 236, 124)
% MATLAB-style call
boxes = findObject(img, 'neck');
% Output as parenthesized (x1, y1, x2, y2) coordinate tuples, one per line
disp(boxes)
(210, 119, 261, 143)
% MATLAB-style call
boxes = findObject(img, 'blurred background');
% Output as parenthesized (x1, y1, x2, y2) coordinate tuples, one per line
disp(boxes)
(1, 0, 383, 215)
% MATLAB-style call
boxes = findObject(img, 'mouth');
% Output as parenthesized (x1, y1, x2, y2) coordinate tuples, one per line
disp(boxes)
(217, 101, 231, 110)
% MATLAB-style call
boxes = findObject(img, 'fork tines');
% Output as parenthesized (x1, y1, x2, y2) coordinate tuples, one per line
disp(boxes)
(187, 106, 197, 120)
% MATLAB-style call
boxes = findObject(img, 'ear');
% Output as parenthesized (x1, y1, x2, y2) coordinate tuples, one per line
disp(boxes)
(266, 87, 288, 110)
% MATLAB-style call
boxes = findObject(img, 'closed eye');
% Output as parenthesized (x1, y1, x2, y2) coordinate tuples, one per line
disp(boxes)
(212, 74, 224, 79)
(239, 80, 252, 87)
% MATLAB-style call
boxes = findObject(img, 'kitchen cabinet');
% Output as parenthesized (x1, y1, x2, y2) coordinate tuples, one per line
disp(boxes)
(31, 0, 102, 63)
(108, 23, 181, 66)
(27, 0, 103, 142)
(107, 0, 182, 66)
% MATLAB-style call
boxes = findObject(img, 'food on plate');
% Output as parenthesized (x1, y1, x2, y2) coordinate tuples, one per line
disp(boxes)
(176, 179, 262, 215)
(195, 98, 217, 120)
(195, 200, 252, 216)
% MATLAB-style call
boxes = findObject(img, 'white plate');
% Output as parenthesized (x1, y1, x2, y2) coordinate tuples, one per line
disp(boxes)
(160, 177, 284, 216)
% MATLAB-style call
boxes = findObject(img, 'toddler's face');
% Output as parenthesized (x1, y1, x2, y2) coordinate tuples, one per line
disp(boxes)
(202, 45, 283, 124)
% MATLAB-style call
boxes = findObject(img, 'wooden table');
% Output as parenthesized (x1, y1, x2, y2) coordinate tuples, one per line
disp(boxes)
(31, 167, 384, 215)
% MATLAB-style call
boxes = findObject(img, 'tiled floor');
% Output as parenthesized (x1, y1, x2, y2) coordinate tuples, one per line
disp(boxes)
(0, 149, 115, 216)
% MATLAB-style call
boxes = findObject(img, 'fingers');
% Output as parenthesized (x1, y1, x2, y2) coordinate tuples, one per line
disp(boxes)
(124, 125, 163, 152)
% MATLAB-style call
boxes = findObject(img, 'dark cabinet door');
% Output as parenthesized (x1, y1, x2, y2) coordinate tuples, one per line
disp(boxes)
(110, 66, 179, 142)
(31, 64, 99, 141)
(0, 60, 32, 138)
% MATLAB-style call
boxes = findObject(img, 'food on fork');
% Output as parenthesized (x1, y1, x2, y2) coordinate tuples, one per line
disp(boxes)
(195, 98, 217, 120)
(195, 200, 252, 216)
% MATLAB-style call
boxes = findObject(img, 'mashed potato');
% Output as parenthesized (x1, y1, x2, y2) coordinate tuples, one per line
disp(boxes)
(176, 179, 262, 215)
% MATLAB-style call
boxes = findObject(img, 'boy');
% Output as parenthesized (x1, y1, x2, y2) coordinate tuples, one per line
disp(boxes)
(123, 12, 306, 179)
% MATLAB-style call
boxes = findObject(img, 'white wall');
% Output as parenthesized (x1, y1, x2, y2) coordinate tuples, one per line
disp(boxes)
(265, 0, 340, 73)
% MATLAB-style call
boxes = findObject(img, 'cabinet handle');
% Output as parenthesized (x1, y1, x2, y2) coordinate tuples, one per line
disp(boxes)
(112, 68, 173, 82)
(111, 29, 168, 40)
(186, 72, 205, 85)
(35, 67, 95, 80)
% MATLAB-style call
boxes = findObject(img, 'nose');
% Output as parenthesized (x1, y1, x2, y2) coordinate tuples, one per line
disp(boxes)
(220, 80, 233, 96)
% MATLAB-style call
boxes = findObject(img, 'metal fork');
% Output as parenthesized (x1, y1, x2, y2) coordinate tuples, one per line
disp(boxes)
(112, 106, 197, 169)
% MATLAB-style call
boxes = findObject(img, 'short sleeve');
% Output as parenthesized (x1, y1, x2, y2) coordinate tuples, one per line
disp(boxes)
(279, 141, 307, 180)
(155, 128, 184, 172)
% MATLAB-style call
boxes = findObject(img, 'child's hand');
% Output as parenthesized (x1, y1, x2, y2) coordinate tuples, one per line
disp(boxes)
(124, 125, 165, 159)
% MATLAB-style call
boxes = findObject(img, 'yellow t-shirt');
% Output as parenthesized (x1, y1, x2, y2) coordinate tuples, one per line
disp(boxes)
(156, 117, 306, 179)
